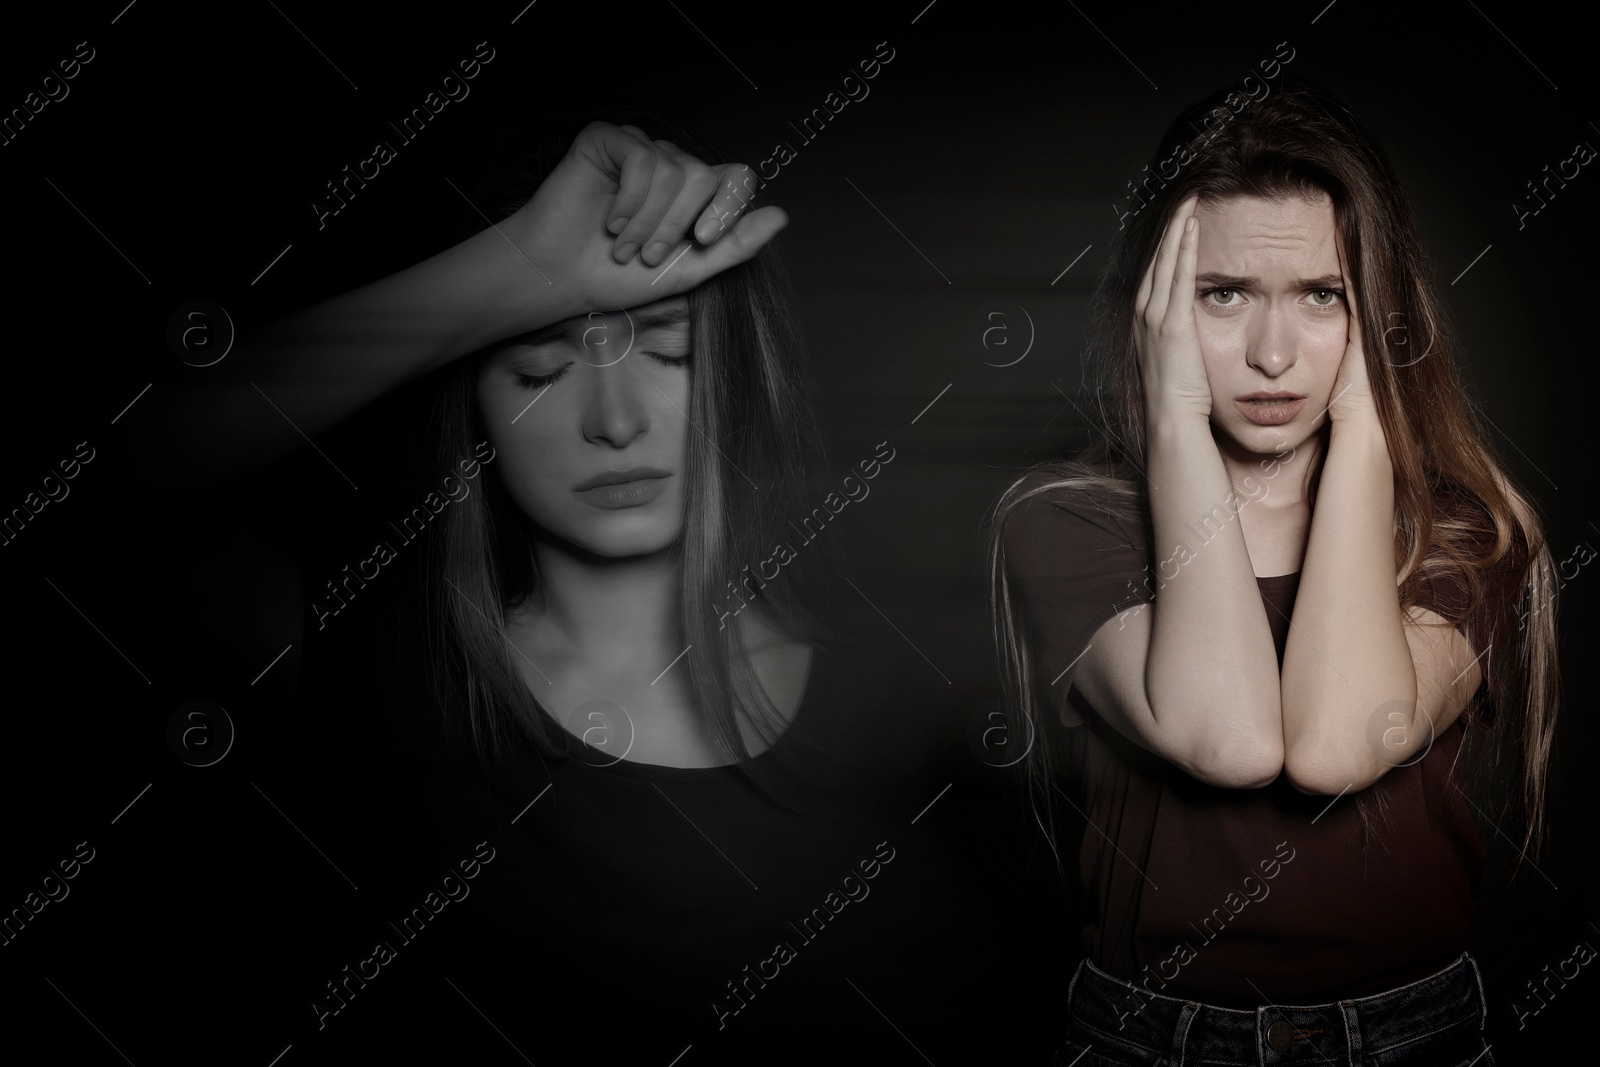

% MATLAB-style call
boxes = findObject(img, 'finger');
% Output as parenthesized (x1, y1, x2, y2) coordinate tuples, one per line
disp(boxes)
(1145, 196, 1197, 323)
(1136, 212, 1178, 319)
(576, 123, 659, 238)
(694, 164, 761, 245)
(1334, 233, 1363, 348)
(1164, 210, 1199, 332)
(612, 145, 687, 265)
(607, 125, 684, 257)
(1134, 222, 1164, 319)
(659, 205, 788, 292)
(636, 144, 724, 264)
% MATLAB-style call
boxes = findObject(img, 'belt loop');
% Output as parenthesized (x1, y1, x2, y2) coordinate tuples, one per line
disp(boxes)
(1340, 1000, 1362, 1064)
(1462, 952, 1488, 1030)
(1168, 1001, 1199, 1066)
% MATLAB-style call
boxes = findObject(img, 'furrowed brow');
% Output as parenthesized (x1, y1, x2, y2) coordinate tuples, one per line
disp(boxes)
(1195, 272, 1259, 288)
(1193, 273, 1345, 289)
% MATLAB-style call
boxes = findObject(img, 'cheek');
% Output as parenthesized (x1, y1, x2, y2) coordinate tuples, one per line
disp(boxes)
(1193, 316, 1239, 384)
(1306, 322, 1349, 389)
(646, 372, 692, 452)
(477, 385, 572, 514)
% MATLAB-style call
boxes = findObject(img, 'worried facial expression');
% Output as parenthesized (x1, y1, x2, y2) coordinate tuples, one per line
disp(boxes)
(1192, 193, 1351, 457)
(476, 296, 693, 558)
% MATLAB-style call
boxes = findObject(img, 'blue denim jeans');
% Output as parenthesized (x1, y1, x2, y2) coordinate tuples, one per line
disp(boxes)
(1054, 955, 1495, 1067)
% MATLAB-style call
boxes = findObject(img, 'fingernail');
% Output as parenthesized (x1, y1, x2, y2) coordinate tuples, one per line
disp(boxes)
(1185, 217, 1196, 233)
(615, 242, 638, 261)
(643, 241, 670, 263)
(608, 216, 629, 234)
(695, 216, 722, 243)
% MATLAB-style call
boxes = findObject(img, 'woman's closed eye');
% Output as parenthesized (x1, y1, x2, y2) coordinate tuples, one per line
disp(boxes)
(513, 349, 691, 390)
(515, 364, 571, 389)
(643, 350, 691, 369)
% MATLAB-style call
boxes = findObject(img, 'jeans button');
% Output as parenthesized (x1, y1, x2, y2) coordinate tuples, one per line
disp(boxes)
(1267, 1019, 1294, 1052)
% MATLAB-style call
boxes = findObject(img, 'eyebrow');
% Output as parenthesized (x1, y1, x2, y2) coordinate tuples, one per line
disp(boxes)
(1195, 272, 1346, 289)
(513, 306, 691, 348)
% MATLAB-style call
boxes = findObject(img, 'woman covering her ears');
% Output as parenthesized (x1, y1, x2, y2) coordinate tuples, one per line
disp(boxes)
(989, 77, 1556, 1066)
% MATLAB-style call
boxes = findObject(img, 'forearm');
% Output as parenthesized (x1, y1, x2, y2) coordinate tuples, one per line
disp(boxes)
(106, 225, 565, 504)
(1144, 409, 1284, 780)
(1280, 416, 1413, 793)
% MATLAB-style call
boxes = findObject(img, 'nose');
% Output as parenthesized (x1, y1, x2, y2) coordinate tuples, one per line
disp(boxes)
(580, 358, 650, 448)
(1245, 304, 1298, 378)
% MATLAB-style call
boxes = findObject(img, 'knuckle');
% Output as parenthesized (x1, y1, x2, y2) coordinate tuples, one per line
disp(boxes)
(684, 162, 716, 189)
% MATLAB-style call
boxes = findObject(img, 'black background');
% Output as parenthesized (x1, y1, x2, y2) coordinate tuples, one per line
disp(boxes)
(1, 0, 1595, 1063)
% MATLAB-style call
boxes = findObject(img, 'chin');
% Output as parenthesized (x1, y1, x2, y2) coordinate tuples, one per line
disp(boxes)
(565, 520, 681, 560)
(1217, 418, 1309, 459)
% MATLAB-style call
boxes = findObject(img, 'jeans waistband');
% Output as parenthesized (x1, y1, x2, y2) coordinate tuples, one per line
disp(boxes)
(1065, 954, 1487, 1066)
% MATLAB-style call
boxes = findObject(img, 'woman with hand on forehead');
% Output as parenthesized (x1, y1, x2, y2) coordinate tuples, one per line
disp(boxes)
(112, 114, 991, 1062)
(992, 79, 1556, 1066)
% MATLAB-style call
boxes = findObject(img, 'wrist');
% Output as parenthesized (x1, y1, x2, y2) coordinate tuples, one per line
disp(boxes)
(1328, 409, 1388, 446)
(1144, 397, 1214, 432)
(1327, 413, 1393, 470)
(453, 225, 579, 356)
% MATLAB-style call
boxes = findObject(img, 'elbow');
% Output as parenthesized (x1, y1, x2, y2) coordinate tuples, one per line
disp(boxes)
(1282, 741, 1383, 796)
(1177, 733, 1284, 790)
(1146, 688, 1284, 788)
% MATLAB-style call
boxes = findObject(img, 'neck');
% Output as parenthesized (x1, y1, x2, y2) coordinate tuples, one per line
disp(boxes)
(1213, 422, 1327, 512)
(526, 539, 684, 657)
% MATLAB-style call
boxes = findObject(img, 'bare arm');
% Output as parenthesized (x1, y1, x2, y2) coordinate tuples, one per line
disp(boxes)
(1279, 277, 1481, 793)
(1073, 198, 1283, 787)
(101, 123, 784, 506)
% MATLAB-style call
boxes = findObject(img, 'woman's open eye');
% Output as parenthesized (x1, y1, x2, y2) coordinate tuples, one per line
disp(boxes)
(515, 364, 572, 389)
(1308, 288, 1346, 307)
(1200, 286, 1240, 306)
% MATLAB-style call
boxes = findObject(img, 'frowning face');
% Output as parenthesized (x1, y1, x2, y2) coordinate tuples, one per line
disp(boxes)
(476, 296, 693, 558)
(1192, 193, 1350, 458)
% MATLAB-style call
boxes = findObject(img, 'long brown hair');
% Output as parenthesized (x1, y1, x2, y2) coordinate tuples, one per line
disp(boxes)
(987, 77, 1558, 862)
(401, 110, 838, 783)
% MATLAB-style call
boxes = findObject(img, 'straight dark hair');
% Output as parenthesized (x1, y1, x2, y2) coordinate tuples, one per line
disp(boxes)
(988, 76, 1558, 865)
